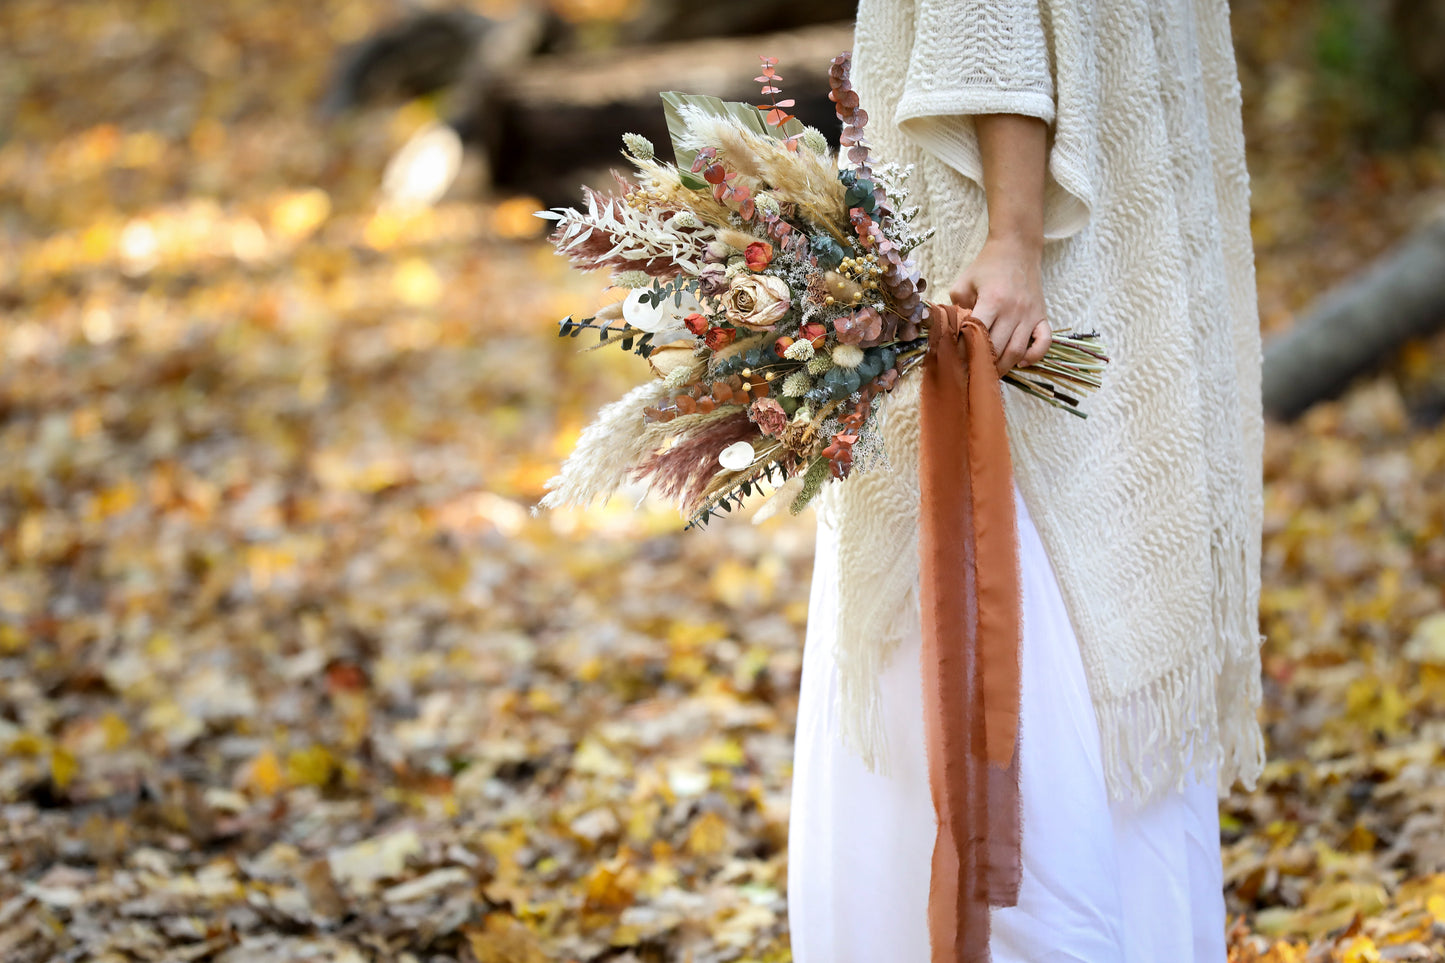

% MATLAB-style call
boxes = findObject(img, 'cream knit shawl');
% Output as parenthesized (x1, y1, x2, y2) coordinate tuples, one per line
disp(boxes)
(822, 0, 1267, 806)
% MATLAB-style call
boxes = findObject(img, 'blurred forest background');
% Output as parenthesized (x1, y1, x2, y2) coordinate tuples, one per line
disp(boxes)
(2, 0, 1445, 961)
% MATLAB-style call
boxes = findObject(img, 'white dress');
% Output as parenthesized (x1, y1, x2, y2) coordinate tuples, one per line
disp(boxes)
(788, 484, 1228, 962)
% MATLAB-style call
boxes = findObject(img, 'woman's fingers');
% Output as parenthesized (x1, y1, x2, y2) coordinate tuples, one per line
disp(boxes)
(1019, 319, 1052, 367)
(949, 275, 980, 310)
(998, 318, 1034, 375)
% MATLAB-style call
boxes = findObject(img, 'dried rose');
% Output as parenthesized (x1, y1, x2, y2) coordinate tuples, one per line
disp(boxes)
(772, 336, 795, 357)
(683, 312, 709, 336)
(696, 264, 726, 298)
(748, 397, 789, 437)
(722, 273, 791, 331)
(745, 240, 774, 271)
(704, 326, 737, 350)
(800, 322, 828, 348)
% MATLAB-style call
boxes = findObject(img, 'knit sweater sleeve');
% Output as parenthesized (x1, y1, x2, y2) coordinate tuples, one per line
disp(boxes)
(892, 0, 1093, 239)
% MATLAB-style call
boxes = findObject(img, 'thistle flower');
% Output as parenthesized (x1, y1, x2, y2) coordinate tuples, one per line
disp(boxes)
(622, 132, 655, 160)
(831, 344, 865, 369)
(783, 370, 813, 397)
(806, 353, 834, 376)
(783, 338, 815, 361)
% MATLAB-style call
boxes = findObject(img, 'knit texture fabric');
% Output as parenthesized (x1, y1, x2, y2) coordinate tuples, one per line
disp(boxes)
(820, 0, 1267, 807)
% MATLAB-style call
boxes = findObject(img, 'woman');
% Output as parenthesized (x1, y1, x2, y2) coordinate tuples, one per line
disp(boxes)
(787, 0, 1267, 960)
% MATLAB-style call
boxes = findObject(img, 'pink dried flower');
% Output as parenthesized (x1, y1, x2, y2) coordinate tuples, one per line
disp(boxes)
(748, 397, 789, 437)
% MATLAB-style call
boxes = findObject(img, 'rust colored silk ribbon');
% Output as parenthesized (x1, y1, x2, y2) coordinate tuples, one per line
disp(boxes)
(917, 301, 1024, 962)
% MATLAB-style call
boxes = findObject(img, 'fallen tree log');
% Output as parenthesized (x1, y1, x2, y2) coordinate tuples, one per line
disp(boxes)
(455, 22, 856, 204)
(1263, 215, 1445, 419)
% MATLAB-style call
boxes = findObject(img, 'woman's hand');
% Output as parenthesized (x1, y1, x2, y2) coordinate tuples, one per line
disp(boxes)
(952, 112, 1053, 376)
(949, 235, 1052, 376)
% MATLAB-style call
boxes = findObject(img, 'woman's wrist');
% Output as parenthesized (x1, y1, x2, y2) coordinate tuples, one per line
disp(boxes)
(982, 229, 1044, 259)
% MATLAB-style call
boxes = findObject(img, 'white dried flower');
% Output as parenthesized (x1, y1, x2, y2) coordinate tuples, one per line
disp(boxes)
(801, 127, 830, 156)
(670, 210, 701, 229)
(793, 403, 814, 423)
(782, 370, 812, 397)
(622, 133, 655, 160)
(612, 270, 650, 288)
(783, 338, 815, 361)
(663, 363, 698, 389)
(755, 192, 781, 217)
(725, 257, 747, 278)
(718, 441, 755, 471)
(806, 353, 834, 375)
(831, 344, 865, 369)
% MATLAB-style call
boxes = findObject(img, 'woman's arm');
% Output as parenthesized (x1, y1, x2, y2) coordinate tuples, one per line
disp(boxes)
(947, 113, 1053, 375)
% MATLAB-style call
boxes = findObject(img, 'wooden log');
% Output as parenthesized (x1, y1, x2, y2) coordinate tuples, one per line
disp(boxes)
(1263, 215, 1445, 419)
(456, 22, 856, 205)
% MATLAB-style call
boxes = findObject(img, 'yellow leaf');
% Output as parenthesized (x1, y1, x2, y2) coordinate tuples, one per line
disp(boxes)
(287, 745, 338, 788)
(686, 810, 730, 857)
(100, 712, 130, 750)
(393, 257, 442, 307)
(1339, 935, 1381, 963)
(700, 737, 746, 768)
(1404, 612, 1445, 665)
(241, 749, 286, 796)
(464, 913, 547, 963)
(50, 747, 78, 790)
(1259, 942, 1308, 963)
(582, 861, 636, 913)
(268, 188, 331, 243)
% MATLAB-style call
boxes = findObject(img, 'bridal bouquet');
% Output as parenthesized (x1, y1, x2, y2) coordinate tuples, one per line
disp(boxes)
(533, 53, 1108, 529)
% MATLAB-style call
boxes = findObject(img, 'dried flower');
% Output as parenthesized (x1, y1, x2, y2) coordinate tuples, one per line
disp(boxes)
(801, 126, 829, 156)
(718, 440, 756, 471)
(670, 210, 702, 229)
(755, 192, 781, 217)
(823, 271, 863, 303)
(748, 396, 789, 437)
(782, 370, 813, 397)
(831, 344, 865, 369)
(704, 326, 737, 350)
(684, 312, 709, 336)
(806, 353, 834, 375)
(717, 228, 761, 252)
(622, 132, 655, 160)
(800, 322, 828, 348)
(623, 287, 706, 333)
(704, 240, 732, 262)
(722, 274, 791, 330)
(612, 270, 650, 288)
(834, 305, 883, 345)
(772, 336, 795, 357)
(699, 262, 728, 296)
(745, 241, 774, 271)
(793, 403, 814, 423)
(783, 338, 815, 361)
(663, 359, 702, 388)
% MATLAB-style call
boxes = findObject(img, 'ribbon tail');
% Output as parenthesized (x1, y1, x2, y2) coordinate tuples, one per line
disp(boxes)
(918, 302, 1024, 963)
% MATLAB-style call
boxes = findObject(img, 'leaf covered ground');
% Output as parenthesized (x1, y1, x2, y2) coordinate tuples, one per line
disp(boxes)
(1, 2, 1444, 961)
